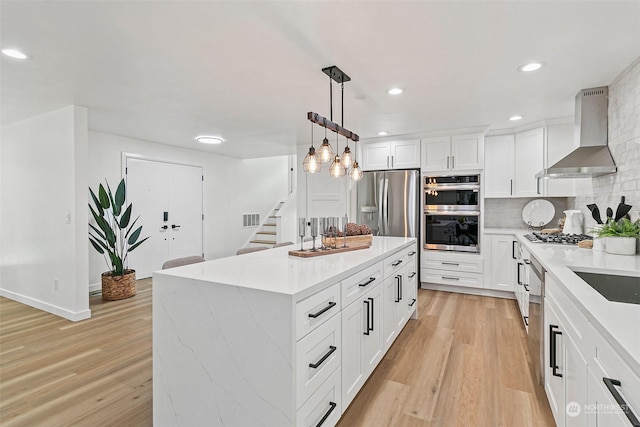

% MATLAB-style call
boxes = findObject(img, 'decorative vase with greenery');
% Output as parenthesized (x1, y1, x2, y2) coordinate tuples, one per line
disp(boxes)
(597, 218, 640, 256)
(89, 178, 149, 300)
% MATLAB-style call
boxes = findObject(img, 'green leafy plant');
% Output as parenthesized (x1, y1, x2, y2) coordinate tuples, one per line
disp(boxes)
(89, 178, 149, 276)
(597, 218, 640, 238)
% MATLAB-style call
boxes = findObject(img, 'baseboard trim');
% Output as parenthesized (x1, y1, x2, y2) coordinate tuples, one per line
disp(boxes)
(89, 282, 101, 293)
(0, 288, 92, 322)
(420, 282, 515, 299)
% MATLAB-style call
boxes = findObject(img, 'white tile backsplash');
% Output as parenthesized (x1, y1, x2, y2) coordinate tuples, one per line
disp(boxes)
(569, 56, 640, 228)
(484, 197, 568, 230)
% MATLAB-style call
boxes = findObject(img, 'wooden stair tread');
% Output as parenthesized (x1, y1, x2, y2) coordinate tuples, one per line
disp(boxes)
(251, 239, 276, 244)
(257, 231, 277, 235)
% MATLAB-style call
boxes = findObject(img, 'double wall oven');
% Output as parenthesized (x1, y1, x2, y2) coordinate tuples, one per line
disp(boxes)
(423, 175, 480, 253)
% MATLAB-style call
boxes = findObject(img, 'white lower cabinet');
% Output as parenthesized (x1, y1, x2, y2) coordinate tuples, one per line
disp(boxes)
(485, 234, 518, 292)
(421, 251, 484, 290)
(298, 367, 342, 427)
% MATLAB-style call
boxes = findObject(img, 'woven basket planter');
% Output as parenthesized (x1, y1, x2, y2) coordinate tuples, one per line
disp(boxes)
(101, 269, 136, 301)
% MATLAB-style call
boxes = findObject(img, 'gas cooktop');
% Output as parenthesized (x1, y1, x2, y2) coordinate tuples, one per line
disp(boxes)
(525, 232, 593, 245)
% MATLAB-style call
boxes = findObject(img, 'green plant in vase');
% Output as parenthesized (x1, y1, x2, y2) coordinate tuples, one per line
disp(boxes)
(89, 178, 149, 300)
(597, 218, 640, 255)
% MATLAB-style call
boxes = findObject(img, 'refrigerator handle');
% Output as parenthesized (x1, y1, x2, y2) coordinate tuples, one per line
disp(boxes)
(383, 178, 389, 236)
(378, 178, 385, 236)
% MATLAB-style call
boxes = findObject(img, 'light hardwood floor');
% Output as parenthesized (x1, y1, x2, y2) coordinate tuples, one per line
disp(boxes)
(0, 283, 554, 426)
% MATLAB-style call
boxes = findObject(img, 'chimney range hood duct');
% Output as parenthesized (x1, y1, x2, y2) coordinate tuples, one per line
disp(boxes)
(536, 86, 616, 179)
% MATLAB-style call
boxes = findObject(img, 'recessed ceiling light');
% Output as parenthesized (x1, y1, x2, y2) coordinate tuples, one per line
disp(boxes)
(196, 136, 224, 144)
(509, 115, 524, 121)
(2, 48, 28, 59)
(518, 62, 543, 72)
(388, 88, 403, 95)
(378, 131, 389, 136)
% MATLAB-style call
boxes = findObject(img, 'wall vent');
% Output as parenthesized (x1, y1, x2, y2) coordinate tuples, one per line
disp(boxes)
(242, 213, 260, 228)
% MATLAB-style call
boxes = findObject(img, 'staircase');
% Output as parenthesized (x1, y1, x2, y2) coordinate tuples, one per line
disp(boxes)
(249, 201, 284, 248)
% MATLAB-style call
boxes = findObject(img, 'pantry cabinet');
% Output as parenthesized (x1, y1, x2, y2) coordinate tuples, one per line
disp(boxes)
(421, 134, 482, 173)
(361, 139, 420, 171)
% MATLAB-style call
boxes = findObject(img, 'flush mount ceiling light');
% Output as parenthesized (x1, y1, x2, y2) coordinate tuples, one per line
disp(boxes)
(518, 62, 543, 72)
(305, 65, 362, 180)
(509, 115, 524, 121)
(2, 48, 28, 59)
(378, 131, 389, 136)
(196, 136, 224, 144)
(388, 88, 403, 95)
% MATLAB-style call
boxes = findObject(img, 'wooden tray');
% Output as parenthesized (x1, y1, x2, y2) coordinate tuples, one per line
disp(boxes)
(289, 242, 371, 258)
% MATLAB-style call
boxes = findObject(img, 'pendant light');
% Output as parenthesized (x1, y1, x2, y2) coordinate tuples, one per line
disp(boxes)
(341, 139, 353, 169)
(350, 139, 363, 181)
(329, 132, 346, 177)
(317, 122, 334, 163)
(303, 123, 321, 173)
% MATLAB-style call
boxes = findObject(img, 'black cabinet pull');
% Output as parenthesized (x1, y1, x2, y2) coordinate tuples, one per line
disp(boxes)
(442, 261, 459, 266)
(408, 272, 416, 279)
(512, 241, 517, 259)
(549, 325, 562, 377)
(171, 224, 181, 229)
(161, 225, 168, 230)
(391, 259, 403, 267)
(517, 262, 523, 285)
(408, 251, 416, 256)
(308, 302, 336, 319)
(603, 378, 640, 427)
(358, 277, 376, 287)
(395, 276, 401, 302)
(315, 401, 337, 427)
(399, 276, 402, 301)
(363, 300, 370, 335)
(368, 297, 374, 332)
(524, 316, 529, 326)
(442, 276, 459, 281)
(524, 284, 530, 292)
(409, 298, 416, 307)
(308, 346, 337, 369)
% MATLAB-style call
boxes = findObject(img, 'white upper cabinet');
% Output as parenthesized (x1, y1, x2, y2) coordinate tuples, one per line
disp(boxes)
(485, 128, 544, 198)
(484, 135, 515, 197)
(514, 128, 544, 197)
(421, 135, 482, 173)
(361, 140, 420, 171)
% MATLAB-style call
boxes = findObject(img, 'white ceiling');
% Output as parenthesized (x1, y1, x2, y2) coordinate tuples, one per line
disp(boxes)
(1, 1, 639, 158)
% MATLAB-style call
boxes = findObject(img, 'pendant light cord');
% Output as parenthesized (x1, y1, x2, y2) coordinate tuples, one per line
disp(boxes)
(341, 82, 344, 127)
(329, 75, 333, 122)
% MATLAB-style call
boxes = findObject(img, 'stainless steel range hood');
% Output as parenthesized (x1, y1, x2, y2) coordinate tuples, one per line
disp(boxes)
(536, 86, 617, 179)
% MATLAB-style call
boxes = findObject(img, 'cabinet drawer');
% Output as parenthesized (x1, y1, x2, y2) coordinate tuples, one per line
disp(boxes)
(296, 282, 341, 340)
(421, 269, 483, 288)
(384, 248, 411, 279)
(422, 254, 483, 273)
(296, 313, 342, 408)
(342, 261, 383, 308)
(589, 323, 640, 421)
(297, 367, 342, 427)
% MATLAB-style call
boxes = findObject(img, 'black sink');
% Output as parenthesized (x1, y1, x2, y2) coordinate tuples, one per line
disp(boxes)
(574, 271, 640, 305)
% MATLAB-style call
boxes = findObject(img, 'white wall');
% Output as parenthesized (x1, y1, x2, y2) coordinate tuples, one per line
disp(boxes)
(88, 132, 289, 286)
(0, 106, 90, 321)
(570, 56, 640, 226)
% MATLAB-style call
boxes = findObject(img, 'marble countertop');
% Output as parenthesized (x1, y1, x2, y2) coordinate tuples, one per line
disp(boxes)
(514, 233, 640, 376)
(154, 236, 416, 301)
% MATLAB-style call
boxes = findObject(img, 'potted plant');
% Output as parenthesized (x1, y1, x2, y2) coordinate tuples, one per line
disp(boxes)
(597, 218, 640, 255)
(89, 178, 149, 300)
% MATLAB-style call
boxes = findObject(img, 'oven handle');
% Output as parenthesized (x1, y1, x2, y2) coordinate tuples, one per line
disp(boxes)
(423, 184, 480, 191)
(425, 210, 480, 216)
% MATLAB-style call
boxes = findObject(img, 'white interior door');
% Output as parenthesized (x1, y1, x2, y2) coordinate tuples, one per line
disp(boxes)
(126, 158, 203, 278)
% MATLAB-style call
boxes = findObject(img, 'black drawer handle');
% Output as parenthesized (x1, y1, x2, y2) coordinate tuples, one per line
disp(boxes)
(442, 276, 459, 281)
(549, 325, 562, 377)
(408, 298, 416, 307)
(368, 297, 374, 332)
(524, 316, 529, 326)
(408, 272, 416, 279)
(512, 240, 517, 259)
(524, 284, 530, 292)
(309, 346, 337, 369)
(315, 401, 337, 427)
(363, 299, 371, 335)
(358, 277, 376, 287)
(442, 261, 459, 266)
(308, 302, 336, 319)
(391, 259, 403, 267)
(408, 251, 416, 256)
(603, 377, 640, 427)
(517, 262, 523, 285)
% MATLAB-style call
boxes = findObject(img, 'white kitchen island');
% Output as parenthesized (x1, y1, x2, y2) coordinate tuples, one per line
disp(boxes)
(153, 236, 417, 427)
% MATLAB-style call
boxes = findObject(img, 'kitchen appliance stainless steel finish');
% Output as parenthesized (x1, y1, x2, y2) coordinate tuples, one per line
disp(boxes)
(536, 86, 617, 179)
(356, 170, 420, 239)
(424, 174, 480, 253)
(424, 175, 480, 211)
(526, 232, 592, 245)
(528, 254, 545, 386)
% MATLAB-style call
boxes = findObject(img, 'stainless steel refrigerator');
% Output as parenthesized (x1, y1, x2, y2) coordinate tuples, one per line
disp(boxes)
(356, 170, 420, 239)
